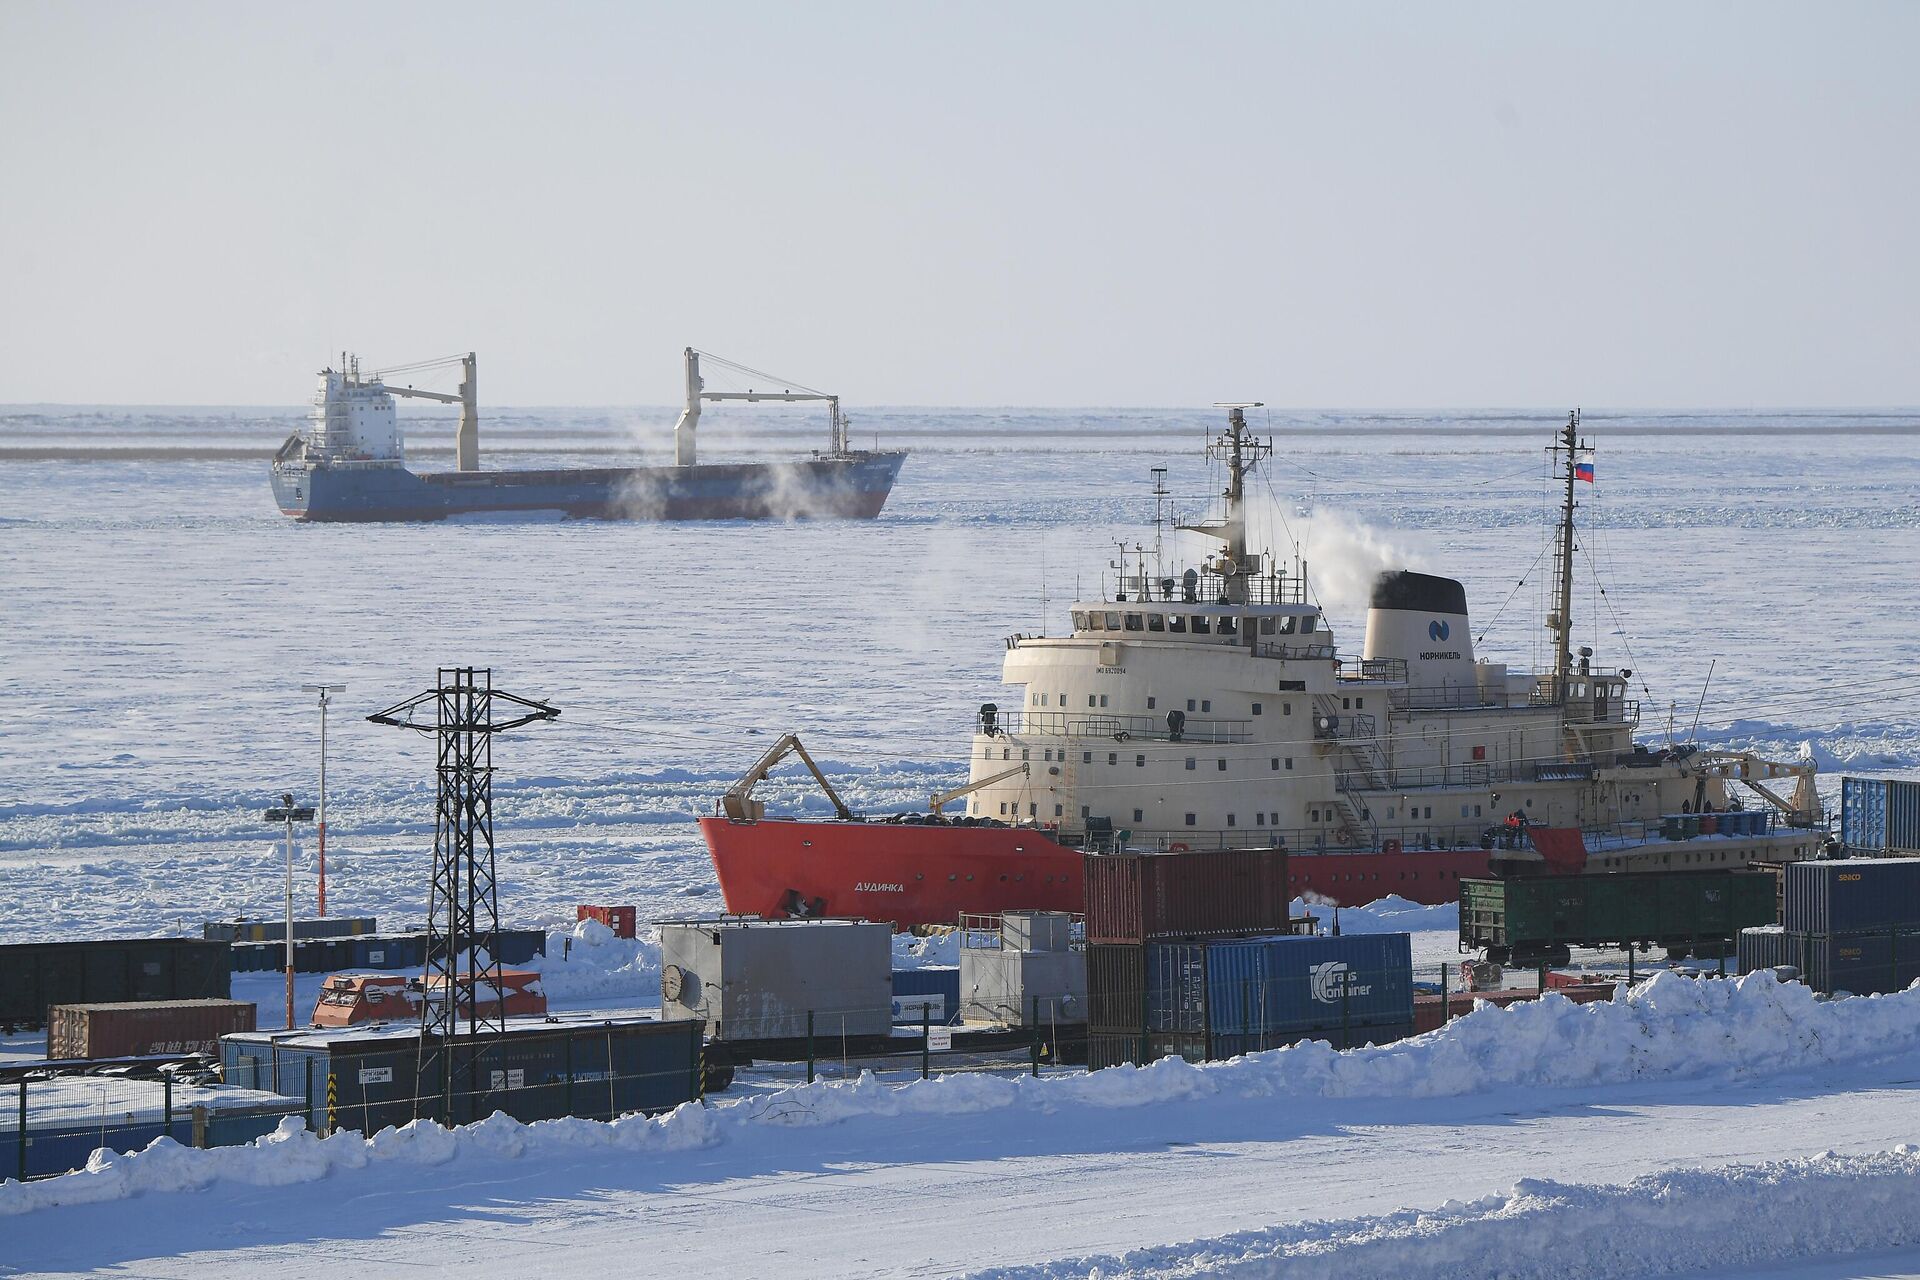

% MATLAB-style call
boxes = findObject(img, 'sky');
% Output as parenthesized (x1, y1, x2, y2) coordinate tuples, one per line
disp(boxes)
(1, 2, 1916, 408)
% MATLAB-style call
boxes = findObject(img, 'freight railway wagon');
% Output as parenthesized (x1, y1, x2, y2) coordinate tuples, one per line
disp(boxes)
(222, 1016, 704, 1134)
(1459, 870, 1777, 966)
(0, 939, 231, 1032)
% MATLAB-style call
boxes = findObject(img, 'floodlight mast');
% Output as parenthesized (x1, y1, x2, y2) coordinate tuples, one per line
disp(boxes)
(262, 794, 315, 1030)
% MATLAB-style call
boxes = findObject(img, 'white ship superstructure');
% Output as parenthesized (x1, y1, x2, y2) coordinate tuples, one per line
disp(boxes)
(961, 407, 1821, 874)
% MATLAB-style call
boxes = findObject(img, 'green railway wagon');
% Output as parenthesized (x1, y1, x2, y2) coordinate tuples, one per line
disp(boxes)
(1460, 871, 1778, 964)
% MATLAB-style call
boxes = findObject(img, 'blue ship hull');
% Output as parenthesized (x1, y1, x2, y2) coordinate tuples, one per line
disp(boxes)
(271, 452, 906, 522)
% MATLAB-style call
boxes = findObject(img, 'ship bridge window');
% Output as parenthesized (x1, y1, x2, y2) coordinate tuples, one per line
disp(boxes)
(1125, 613, 1144, 631)
(1087, 613, 1105, 631)
(1191, 615, 1211, 634)
(1300, 615, 1317, 633)
(1218, 616, 1237, 636)
(1168, 615, 1188, 633)
(1252, 702, 1263, 716)
(1147, 614, 1166, 632)
(1104, 612, 1122, 629)
(1073, 611, 1089, 630)
(1261, 617, 1277, 636)
(1278, 616, 1298, 635)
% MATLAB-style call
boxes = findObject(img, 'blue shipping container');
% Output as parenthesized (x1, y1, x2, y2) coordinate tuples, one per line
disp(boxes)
(1784, 858, 1920, 935)
(1841, 777, 1920, 855)
(1146, 933, 1414, 1038)
(891, 967, 961, 1025)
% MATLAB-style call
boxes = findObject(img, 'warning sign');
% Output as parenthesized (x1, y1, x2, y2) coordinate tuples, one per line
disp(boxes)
(358, 1066, 392, 1085)
(927, 1027, 953, 1052)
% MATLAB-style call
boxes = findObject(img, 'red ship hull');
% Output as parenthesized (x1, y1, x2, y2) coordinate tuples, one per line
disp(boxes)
(700, 816, 1500, 928)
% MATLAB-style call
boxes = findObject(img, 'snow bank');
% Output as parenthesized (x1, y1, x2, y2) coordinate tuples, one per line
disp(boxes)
(528, 918, 660, 1005)
(7, 971, 1918, 1217)
(968, 1147, 1920, 1279)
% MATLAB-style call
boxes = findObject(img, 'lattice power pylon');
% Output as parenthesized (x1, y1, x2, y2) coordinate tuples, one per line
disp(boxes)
(369, 668, 558, 1121)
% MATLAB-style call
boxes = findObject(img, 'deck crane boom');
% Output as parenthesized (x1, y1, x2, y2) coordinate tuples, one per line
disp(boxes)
(929, 763, 1029, 815)
(672, 347, 849, 466)
(374, 353, 479, 471)
(719, 733, 853, 821)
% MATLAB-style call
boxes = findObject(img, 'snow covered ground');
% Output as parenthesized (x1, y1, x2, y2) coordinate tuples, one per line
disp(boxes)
(4, 407, 1920, 1274)
(9, 973, 1920, 1277)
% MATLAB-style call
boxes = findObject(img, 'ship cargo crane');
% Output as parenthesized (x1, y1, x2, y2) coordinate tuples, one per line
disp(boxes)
(929, 762, 1029, 815)
(374, 353, 479, 471)
(673, 348, 850, 467)
(720, 733, 853, 822)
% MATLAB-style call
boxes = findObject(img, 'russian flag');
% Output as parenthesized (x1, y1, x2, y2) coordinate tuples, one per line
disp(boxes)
(1575, 449, 1595, 483)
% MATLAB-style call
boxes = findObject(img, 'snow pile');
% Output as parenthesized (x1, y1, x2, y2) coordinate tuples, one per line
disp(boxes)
(7, 971, 1919, 1217)
(968, 1147, 1920, 1279)
(525, 919, 660, 1006)
(1292, 894, 1454, 935)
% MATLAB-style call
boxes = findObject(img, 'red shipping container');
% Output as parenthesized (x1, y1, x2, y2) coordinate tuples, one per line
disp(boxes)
(47, 999, 257, 1059)
(577, 904, 637, 939)
(1084, 848, 1290, 945)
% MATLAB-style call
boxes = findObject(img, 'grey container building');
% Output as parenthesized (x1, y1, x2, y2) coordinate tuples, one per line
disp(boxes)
(659, 918, 893, 1040)
(959, 948, 1087, 1025)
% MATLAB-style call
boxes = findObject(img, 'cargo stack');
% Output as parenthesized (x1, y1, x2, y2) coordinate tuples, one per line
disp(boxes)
(1739, 857, 1920, 994)
(1083, 847, 1409, 1069)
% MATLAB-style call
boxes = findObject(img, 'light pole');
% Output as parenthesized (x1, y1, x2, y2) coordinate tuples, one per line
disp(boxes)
(264, 794, 315, 1030)
(301, 684, 346, 917)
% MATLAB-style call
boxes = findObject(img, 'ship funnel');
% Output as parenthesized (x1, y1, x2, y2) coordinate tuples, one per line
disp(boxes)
(1363, 570, 1476, 697)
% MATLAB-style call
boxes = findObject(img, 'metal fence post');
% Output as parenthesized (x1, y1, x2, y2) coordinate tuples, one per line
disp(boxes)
(806, 1011, 815, 1084)
(1440, 961, 1450, 1025)
(921, 1004, 931, 1080)
(1627, 944, 1635, 986)
(17, 1080, 26, 1181)
(164, 1073, 175, 1140)
(1891, 926, 1899, 993)
(1340, 972, 1351, 1050)
(304, 1059, 314, 1133)
(1030, 995, 1041, 1077)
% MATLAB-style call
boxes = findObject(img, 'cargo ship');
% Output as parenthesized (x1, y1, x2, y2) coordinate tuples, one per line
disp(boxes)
(701, 406, 1825, 925)
(271, 349, 906, 521)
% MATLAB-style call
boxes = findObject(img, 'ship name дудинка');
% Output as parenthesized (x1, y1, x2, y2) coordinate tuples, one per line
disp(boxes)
(701, 404, 1825, 927)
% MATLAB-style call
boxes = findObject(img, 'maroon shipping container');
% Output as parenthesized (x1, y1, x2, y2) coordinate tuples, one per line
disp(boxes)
(47, 999, 257, 1060)
(1084, 848, 1291, 945)
(577, 905, 638, 939)
(1086, 943, 1148, 1031)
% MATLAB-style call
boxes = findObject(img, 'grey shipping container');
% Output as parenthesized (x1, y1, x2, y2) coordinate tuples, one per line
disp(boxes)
(0, 939, 231, 1031)
(222, 1016, 702, 1134)
(659, 918, 893, 1040)
(1784, 858, 1920, 935)
(1737, 926, 1793, 975)
(203, 917, 377, 943)
(48, 999, 257, 1059)
(1740, 927, 1920, 996)
(1840, 778, 1920, 856)
(958, 947, 1086, 1025)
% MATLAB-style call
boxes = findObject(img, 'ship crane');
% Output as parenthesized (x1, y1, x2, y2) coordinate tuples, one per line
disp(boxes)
(371, 352, 480, 471)
(929, 762, 1029, 815)
(673, 348, 851, 467)
(719, 733, 853, 822)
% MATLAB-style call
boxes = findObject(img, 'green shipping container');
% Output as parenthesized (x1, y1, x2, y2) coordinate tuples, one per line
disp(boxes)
(1460, 870, 1778, 960)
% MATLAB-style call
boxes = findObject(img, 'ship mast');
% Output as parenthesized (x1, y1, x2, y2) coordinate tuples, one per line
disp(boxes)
(1208, 403, 1269, 604)
(1547, 408, 1584, 700)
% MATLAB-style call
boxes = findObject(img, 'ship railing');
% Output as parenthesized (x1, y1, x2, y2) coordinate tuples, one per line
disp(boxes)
(1329, 760, 1598, 791)
(1253, 641, 1339, 662)
(982, 710, 1254, 744)
(955, 911, 1087, 949)
(1337, 657, 1407, 684)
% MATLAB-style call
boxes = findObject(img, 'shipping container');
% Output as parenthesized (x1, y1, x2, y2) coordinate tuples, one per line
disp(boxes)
(1459, 870, 1776, 961)
(1000, 910, 1073, 953)
(1142, 933, 1413, 1047)
(1084, 847, 1290, 945)
(891, 967, 961, 1025)
(0, 1075, 303, 1179)
(576, 905, 638, 939)
(202, 917, 376, 944)
(48, 998, 256, 1059)
(1841, 777, 1920, 856)
(658, 918, 892, 1041)
(0, 939, 231, 1031)
(222, 1014, 701, 1134)
(227, 929, 542, 976)
(1737, 925, 1793, 976)
(1086, 943, 1147, 1032)
(1738, 927, 1920, 995)
(958, 947, 1086, 1025)
(1784, 857, 1920, 935)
